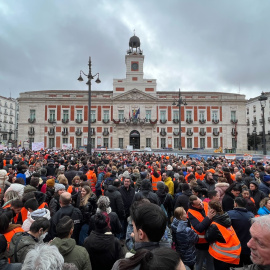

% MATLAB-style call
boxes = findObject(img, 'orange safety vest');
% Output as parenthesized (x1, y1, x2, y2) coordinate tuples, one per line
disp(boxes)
(19, 207, 28, 223)
(188, 202, 209, 244)
(86, 170, 97, 188)
(38, 202, 48, 209)
(195, 172, 205, 181)
(209, 222, 241, 265)
(67, 186, 73, 194)
(4, 227, 24, 250)
(152, 175, 162, 191)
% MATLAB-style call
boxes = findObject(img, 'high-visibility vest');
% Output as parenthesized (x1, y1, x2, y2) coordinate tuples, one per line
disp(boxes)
(152, 175, 161, 191)
(4, 227, 24, 250)
(38, 202, 48, 209)
(195, 172, 205, 181)
(67, 185, 73, 194)
(209, 222, 241, 265)
(86, 170, 97, 188)
(188, 202, 209, 244)
(3, 203, 11, 209)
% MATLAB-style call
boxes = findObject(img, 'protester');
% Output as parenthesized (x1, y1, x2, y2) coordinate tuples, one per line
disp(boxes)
(257, 197, 270, 216)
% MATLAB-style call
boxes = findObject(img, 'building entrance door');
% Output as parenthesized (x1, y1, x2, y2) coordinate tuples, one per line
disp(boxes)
(129, 130, 140, 149)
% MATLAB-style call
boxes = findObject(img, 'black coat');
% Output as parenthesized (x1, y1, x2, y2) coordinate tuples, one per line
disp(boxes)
(105, 186, 125, 220)
(65, 170, 80, 185)
(156, 190, 174, 219)
(46, 163, 56, 177)
(249, 188, 266, 209)
(119, 186, 135, 218)
(174, 190, 192, 212)
(84, 230, 124, 270)
(222, 191, 235, 212)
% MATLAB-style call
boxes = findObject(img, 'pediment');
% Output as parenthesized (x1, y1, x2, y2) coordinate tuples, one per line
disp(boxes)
(113, 89, 157, 101)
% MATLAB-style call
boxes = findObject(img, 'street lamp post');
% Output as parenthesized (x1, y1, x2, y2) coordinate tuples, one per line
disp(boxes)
(172, 88, 187, 150)
(259, 92, 268, 155)
(78, 57, 101, 155)
(253, 129, 256, 151)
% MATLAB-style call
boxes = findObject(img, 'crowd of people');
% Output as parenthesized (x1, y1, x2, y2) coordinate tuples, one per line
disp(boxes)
(0, 149, 270, 270)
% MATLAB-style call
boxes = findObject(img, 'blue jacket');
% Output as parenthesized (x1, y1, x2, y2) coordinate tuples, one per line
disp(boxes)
(259, 181, 270, 197)
(257, 206, 270, 216)
(95, 172, 104, 190)
(171, 218, 198, 266)
(227, 207, 254, 254)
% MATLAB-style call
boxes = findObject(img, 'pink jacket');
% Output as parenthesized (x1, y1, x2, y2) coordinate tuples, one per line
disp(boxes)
(215, 182, 230, 202)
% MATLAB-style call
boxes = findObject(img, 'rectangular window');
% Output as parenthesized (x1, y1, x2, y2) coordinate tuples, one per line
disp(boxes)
(213, 128, 218, 133)
(174, 128, 179, 133)
(187, 138, 192, 148)
(30, 127, 35, 133)
(103, 110, 109, 120)
(103, 138, 109, 148)
(29, 138, 34, 149)
(104, 127, 109, 133)
(186, 110, 192, 120)
(174, 138, 179, 148)
(76, 110, 82, 120)
(91, 110, 96, 121)
(161, 128, 166, 133)
(200, 128, 205, 133)
(49, 138, 55, 148)
(3, 134, 7, 140)
(146, 138, 151, 147)
(160, 110, 166, 121)
(173, 111, 179, 120)
(49, 127, 55, 134)
(161, 138, 166, 148)
(49, 110, 55, 121)
(63, 110, 69, 121)
(90, 128, 95, 135)
(63, 127, 68, 134)
(76, 138, 81, 149)
(200, 138, 205, 148)
(231, 111, 236, 121)
(62, 138, 68, 144)
(118, 110, 124, 122)
(199, 111, 205, 121)
(119, 138, 123, 148)
(212, 110, 218, 121)
(213, 138, 219, 148)
(146, 110, 151, 122)
(232, 138, 237, 149)
(30, 109, 35, 120)
(91, 138, 95, 148)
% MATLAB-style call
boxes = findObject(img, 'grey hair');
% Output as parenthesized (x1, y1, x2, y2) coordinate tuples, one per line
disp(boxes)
(251, 215, 270, 231)
(22, 244, 64, 270)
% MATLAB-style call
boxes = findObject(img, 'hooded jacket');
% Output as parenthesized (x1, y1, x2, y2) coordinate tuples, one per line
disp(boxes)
(164, 176, 174, 196)
(215, 182, 230, 202)
(174, 189, 192, 212)
(84, 231, 124, 270)
(51, 237, 91, 270)
(171, 218, 198, 266)
(250, 181, 266, 209)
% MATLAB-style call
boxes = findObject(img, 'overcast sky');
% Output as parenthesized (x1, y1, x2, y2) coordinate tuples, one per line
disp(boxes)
(0, 0, 269, 100)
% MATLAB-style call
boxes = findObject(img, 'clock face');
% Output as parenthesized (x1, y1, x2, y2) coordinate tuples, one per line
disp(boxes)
(131, 62, 138, 71)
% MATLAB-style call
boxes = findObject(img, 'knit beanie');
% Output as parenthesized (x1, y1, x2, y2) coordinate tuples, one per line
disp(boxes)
(54, 183, 66, 192)
(46, 178, 55, 188)
(157, 181, 165, 190)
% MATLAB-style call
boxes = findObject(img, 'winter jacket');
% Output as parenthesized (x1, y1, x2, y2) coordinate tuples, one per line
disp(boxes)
(171, 218, 198, 266)
(257, 206, 270, 216)
(105, 186, 125, 220)
(79, 165, 89, 175)
(132, 172, 142, 190)
(51, 237, 91, 270)
(164, 177, 174, 196)
(259, 181, 270, 197)
(222, 191, 235, 212)
(22, 208, 51, 232)
(65, 170, 80, 185)
(119, 186, 135, 218)
(0, 169, 8, 200)
(156, 190, 174, 218)
(84, 231, 124, 270)
(8, 232, 39, 263)
(6, 184, 25, 198)
(0, 258, 22, 270)
(202, 179, 216, 191)
(250, 188, 266, 209)
(230, 264, 270, 270)
(227, 207, 254, 254)
(46, 163, 56, 177)
(215, 182, 230, 202)
(174, 190, 192, 212)
(49, 195, 60, 217)
(96, 172, 105, 191)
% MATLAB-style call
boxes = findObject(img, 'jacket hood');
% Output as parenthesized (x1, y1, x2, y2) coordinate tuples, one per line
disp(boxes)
(31, 208, 50, 220)
(171, 218, 188, 232)
(212, 213, 231, 228)
(88, 231, 115, 251)
(250, 180, 259, 188)
(24, 185, 37, 194)
(141, 179, 152, 191)
(107, 185, 118, 192)
(215, 182, 230, 188)
(51, 237, 76, 255)
(183, 189, 193, 196)
(34, 191, 46, 205)
(164, 176, 172, 183)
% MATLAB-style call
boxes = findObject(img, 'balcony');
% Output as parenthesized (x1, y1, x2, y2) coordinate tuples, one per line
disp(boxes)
(48, 119, 56, 124)
(28, 130, 35, 136)
(173, 131, 179, 136)
(212, 119, 219, 124)
(213, 131, 220, 136)
(75, 130, 82, 136)
(91, 130, 96, 136)
(4, 112, 8, 115)
(252, 120, 257, 125)
(10, 113, 13, 116)
(62, 119, 69, 124)
(48, 130, 55, 136)
(186, 131, 193, 136)
(259, 119, 263, 124)
(160, 130, 167, 136)
(173, 119, 179, 124)
(28, 118, 36, 124)
(90, 119, 96, 123)
(199, 131, 206, 136)
(199, 119, 206, 124)
(231, 119, 238, 124)
(247, 120, 250, 126)
(231, 130, 238, 136)
(160, 119, 167, 124)
(3, 120, 7, 123)
(102, 130, 109, 136)
(62, 131, 69, 136)
(75, 118, 83, 124)
(186, 119, 193, 124)
(9, 121, 13, 124)
(102, 119, 110, 124)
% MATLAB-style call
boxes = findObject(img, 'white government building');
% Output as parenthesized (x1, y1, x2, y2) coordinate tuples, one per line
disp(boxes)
(18, 35, 247, 152)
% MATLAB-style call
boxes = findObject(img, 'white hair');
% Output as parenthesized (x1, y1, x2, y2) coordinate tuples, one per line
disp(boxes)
(22, 244, 64, 270)
(252, 215, 270, 231)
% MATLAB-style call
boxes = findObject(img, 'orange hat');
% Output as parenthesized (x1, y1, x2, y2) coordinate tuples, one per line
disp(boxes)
(208, 169, 216, 174)
(46, 178, 55, 188)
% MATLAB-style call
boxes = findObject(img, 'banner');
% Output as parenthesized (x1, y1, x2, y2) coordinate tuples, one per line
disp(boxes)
(62, 144, 72, 150)
(225, 154, 236, 160)
(243, 154, 253, 160)
(32, 142, 44, 151)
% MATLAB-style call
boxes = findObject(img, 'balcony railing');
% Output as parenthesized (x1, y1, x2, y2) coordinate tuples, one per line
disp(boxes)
(186, 131, 193, 136)
(173, 131, 179, 136)
(28, 118, 36, 123)
(231, 130, 238, 136)
(199, 119, 206, 124)
(48, 130, 55, 136)
(252, 120, 257, 125)
(75, 118, 83, 124)
(259, 119, 264, 124)
(62, 131, 69, 136)
(231, 119, 238, 124)
(212, 119, 219, 124)
(102, 130, 109, 136)
(160, 130, 167, 136)
(62, 118, 69, 124)
(48, 119, 56, 124)
(247, 120, 250, 126)
(102, 119, 110, 124)
(9, 121, 13, 124)
(28, 130, 35, 136)
(173, 119, 179, 124)
(213, 131, 220, 136)
(199, 131, 206, 136)
(160, 119, 167, 124)
(90, 119, 96, 123)
(75, 130, 82, 136)
(186, 119, 193, 124)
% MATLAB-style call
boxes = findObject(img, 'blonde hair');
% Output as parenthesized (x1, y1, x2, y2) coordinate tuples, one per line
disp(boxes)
(174, 207, 186, 220)
(260, 197, 270, 208)
(57, 175, 68, 185)
(72, 176, 81, 185)
(80, 185, 92, 206)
